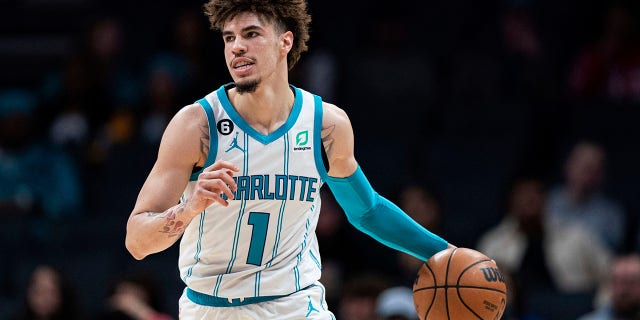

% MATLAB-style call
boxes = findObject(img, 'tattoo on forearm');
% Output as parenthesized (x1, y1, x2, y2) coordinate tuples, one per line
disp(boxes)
(146, 205, 186, 238)
(198, 122, 210, 163)
(321, 123, 336, 156)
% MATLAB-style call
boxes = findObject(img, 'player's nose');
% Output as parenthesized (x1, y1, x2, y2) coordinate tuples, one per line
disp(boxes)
(231, 38, 247, 55)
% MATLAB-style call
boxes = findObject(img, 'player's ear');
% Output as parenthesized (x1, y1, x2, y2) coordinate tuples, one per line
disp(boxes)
(280, 31, 293, 56)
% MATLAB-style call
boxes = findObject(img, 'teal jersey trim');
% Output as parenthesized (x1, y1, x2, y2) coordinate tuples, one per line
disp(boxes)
(216, 84, 303, 145)
(187, 284, 314, 307)
(190, 98, 218, 181)
(312, 94, 329, 181)
(187, 288, 286, 307)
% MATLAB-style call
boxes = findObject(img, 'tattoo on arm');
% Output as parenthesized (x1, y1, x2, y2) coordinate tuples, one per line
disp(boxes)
(146, 204, 187, 238)
(321, 123, 336, 157)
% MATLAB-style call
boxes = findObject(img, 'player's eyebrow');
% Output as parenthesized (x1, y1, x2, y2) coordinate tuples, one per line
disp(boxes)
(222, 25, 263, 36)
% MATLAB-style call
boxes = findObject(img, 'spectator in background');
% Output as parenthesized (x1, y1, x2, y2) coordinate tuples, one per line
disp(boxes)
(394, 185, 444, 286)
(0, 89, 82, 221)
(166, 9, 223, 100)
(139, 9, 225, 147)
(578, 254, 640, 320)
(338, 274, 389, 320)
(12, 265, 80, 320)
(477, 176, 611, 316)
(375, 286, 419, 320)
(82, 17, 140, 110)
(546, 141, 626, 252)
(569, 4, 640, 102)
(398, 186, 442, 233)
(95, 272, 172, 320)
(315, 188, 348, 308)
(43, 56, 92, 155)
(500, 6, 558, 103)
(139, 55, 183, 146)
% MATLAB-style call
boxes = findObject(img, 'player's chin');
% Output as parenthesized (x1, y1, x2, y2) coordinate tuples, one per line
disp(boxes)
(235, 79, 260, 94)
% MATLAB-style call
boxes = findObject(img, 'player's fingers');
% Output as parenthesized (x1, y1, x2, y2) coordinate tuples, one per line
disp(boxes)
(192, 187, 229, 207)
(199, 179, 235, 200)
(198, 171, 237, 191)
(210, 193, 230, 207)
(205, 160, 239, 172)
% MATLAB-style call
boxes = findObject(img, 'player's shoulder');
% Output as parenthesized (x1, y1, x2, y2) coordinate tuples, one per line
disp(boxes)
(160, 103, 208, 147)
(167, 103, 207, 130)
(176, 103, 206, 121)
(321, 101, 350, 126)
(156, 103, 208, 164)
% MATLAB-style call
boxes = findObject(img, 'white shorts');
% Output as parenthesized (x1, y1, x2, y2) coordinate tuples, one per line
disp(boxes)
(178, 282, 336, 320)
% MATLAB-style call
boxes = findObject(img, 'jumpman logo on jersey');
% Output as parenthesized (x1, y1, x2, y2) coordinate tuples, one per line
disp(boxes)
(225, 132, 245, 153)
(306, 296, 319, 317)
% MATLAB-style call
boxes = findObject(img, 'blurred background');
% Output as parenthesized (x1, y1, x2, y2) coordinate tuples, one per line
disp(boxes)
(1, 0, 639, 319)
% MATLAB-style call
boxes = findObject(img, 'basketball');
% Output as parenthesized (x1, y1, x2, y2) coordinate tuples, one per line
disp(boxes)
(413, 247, 507, 320)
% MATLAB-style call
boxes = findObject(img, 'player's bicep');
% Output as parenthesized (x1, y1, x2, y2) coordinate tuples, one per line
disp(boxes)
(321, 102, 357, 178)
(131, 105, 205, 215)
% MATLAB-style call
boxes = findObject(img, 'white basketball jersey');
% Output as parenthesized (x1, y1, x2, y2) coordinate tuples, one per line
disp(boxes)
(179, 84, 327, 299)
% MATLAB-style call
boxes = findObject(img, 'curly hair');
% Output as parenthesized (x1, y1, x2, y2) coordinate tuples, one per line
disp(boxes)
(203, 0, 311, 70)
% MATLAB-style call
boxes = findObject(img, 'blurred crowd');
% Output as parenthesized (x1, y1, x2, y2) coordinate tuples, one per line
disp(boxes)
(1, 0, 640, 319)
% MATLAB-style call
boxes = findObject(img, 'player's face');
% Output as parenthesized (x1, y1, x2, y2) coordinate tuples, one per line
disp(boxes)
(222, 12, 290, 93)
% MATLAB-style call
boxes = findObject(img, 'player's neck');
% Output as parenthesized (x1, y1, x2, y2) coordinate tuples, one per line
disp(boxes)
(230, 80, 295, 135)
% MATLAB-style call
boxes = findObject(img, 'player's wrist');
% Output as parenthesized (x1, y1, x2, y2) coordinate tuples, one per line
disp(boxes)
(181, 202, 202, 220)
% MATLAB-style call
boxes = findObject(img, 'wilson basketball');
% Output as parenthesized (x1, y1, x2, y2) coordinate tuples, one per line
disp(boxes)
(413, 247, 507, 320)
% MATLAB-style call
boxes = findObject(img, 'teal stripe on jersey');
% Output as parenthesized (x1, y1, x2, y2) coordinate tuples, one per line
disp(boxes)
(310, 284, 329, 310)
(181, 194, 207, 282)
(267, 133, 289, 268)
(293, 217, 312, 290)
(255, 270, 261, 297)
(215, 133, 249, 296)
(226, 196, 247, 273)
(185, 211, 206, 281)
(226, 133, 250, 272)
(312, 94, 328, 181)
(293, 267, 300, 291)
(310, 250, 321, 270)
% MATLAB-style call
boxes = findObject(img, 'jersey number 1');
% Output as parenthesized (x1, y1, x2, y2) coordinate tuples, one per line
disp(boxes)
(247, 212, 269, 266)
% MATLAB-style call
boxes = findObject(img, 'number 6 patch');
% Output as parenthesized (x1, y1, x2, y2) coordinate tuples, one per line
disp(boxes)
(217, 119, 234, 135)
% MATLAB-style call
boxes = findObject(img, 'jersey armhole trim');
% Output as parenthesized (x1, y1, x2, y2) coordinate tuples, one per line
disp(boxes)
(313, 94, 329, 182)
(190, 98, 218, 181)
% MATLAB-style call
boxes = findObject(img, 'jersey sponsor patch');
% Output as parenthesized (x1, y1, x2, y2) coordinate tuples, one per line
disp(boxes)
(293, 130, 311, 152)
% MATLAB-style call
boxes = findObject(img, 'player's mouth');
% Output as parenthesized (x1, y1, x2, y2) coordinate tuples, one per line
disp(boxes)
(231, 58, 255, 74)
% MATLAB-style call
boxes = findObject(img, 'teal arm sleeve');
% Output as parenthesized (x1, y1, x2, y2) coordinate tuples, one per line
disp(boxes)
(325, 166, 448, 261)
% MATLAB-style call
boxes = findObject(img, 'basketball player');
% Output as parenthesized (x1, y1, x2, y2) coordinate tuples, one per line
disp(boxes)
(125, 0, 453, 318)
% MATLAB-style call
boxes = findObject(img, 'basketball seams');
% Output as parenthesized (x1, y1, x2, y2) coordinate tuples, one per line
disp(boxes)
(455, 287, 485, 319)
(457, 257, 505, 319)
(414, 286, 440, 292)
(444, 247, 457, 320)
(423, 262, 437, 319)
(458, 259, 492, 277)
(456, 258, 506, 295)
(456, 286, 507, 295)
(415, 285, 505, 295)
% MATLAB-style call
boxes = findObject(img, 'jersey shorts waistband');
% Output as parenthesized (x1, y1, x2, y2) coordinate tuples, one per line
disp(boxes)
(186, 284, 313, 307)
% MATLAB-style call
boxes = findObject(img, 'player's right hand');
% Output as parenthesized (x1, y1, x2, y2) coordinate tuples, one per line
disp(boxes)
(186, 160, 239, 213)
